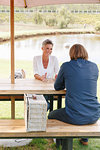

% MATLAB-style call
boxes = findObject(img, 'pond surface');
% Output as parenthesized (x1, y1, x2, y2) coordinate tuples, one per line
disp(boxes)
(0, 34, 100, 64)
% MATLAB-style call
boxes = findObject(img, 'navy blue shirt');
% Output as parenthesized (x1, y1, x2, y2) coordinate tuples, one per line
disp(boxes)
(54, 58, 100, 125)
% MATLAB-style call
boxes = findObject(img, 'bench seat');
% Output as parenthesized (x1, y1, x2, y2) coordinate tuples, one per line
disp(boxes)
(0, 119, 100, 138)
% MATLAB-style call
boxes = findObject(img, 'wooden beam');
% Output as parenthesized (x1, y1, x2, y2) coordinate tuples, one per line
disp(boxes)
(10, 0, 15, 84)
(0, 95, 24, 100)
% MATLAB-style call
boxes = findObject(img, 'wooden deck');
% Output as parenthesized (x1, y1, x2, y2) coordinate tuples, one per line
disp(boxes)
(0, 119, 100, 138)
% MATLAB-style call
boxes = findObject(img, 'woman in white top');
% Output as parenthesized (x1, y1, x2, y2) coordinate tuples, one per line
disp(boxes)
(33, 39, 59, 81)
(33, 39, 59, 110)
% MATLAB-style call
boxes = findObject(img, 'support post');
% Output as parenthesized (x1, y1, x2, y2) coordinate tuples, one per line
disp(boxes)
(62, 138, 73, 150)
(11, 96, 15, 119)
(50, 95, 53, 111)
(10, 0, 15, 84)
(57, 95, 62, 109)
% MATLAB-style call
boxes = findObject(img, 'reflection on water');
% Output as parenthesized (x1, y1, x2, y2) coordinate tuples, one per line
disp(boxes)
(0, 34, 100, 64)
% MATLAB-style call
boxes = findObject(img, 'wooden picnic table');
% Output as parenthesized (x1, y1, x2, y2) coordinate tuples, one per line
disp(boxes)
(0, 79, 100, 150)
(0, 79, 66, 119)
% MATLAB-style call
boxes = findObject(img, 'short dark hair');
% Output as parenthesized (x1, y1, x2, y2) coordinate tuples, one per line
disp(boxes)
(69, 44, 88, 60)
(42, 39, 53, 47)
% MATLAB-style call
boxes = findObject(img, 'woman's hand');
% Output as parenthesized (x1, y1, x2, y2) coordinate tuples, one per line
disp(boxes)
(41, 73, 47, 82)
(34, 73, 47, 81)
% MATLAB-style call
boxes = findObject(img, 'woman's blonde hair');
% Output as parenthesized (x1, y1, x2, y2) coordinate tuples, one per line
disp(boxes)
(69, 44, 88, 60)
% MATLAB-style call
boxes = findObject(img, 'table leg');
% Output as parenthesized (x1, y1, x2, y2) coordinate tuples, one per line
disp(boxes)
(57, 95, 62, 109)
(62, 138, 73, 150)
(11, 96, 15, 119)
(50, 95, 53, 111)
(56, 139, 62, 148)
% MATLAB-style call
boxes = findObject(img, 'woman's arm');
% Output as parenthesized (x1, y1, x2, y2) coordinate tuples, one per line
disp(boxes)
(33, 56, 48, 81)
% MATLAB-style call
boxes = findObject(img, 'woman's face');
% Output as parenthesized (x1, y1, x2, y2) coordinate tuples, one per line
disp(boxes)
(42, 44, 53, 56)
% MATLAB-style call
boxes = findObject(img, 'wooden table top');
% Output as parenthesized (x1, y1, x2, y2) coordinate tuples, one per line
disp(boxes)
(0, 119, 100, 138)
(0, 79, 66, 95)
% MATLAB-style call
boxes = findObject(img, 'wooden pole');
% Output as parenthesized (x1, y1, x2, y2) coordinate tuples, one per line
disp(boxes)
(24, 0, 27, 8)
(10, 0, 15, 118)
(11, 96, 15, 119)
(10, 0, 15, 84)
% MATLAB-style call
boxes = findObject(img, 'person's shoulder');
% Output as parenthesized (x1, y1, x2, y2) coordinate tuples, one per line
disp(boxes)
(63, 60, 70, 65)
(60, 61, 70, 68)
(50, 55, 57, 59)
(87, 60, 98, 71)
(33, 55, 41, 60)
(34, 55, 41, 58)
(50, 55, 58, 62)
(87, 60, 98, 67)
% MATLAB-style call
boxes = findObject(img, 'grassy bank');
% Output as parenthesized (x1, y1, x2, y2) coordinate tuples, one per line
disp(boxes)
(0, 27, 95, 43)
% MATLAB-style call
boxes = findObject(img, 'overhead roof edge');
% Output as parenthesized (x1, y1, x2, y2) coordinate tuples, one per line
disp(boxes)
(0, 0, 100, 8)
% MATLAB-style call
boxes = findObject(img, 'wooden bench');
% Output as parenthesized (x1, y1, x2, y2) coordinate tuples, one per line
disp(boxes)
(0, 119, 100, 150)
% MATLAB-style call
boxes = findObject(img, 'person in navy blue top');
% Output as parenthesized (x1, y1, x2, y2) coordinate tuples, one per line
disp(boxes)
(48, 44, 100, 145)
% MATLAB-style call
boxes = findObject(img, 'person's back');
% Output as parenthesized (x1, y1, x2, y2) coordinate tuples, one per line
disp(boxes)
(49, 43, 100, 145)
(61, 58, 99, 125)
(49, 44, 100, 125)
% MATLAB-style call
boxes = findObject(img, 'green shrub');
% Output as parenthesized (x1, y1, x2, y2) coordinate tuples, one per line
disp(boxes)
(44, 15, 57, 27)
(95, 21, 100, 31)
(57, 17, 70, 29)
(0, 14, 9, 23)
(32, 12, 43, 24)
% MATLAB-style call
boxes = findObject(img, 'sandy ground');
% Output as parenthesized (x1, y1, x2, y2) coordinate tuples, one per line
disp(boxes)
(0, 22, 55, 43)
(0, 22, 50, 32)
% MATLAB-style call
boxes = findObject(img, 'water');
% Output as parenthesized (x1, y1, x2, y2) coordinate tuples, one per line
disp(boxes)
(0, 34, 100, 64)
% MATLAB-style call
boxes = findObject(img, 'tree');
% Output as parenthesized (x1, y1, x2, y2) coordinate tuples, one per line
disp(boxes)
(57, 7, 74, 28)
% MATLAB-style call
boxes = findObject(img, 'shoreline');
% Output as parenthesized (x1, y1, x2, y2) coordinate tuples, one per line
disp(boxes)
(0, 29, 98, 44)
